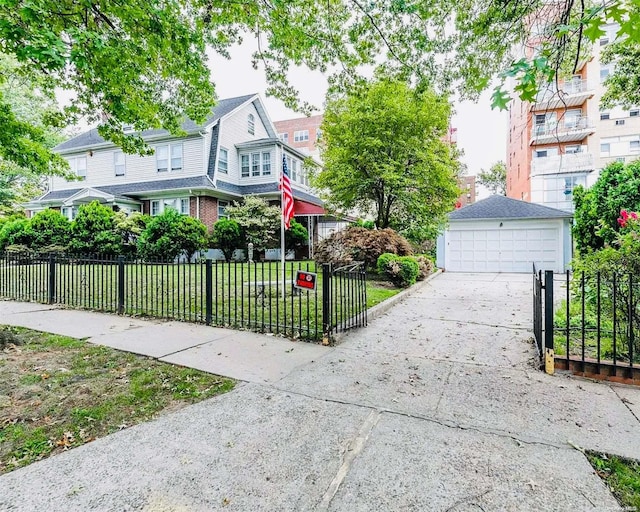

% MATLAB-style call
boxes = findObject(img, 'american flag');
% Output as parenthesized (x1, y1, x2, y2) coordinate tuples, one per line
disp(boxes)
(280, 155, 295, 229)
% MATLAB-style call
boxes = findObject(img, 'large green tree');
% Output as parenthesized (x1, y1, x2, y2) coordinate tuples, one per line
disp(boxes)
(1, 0, 639, 180)
(477, 161, 506, 196)
(314, 78, 460, 238)
(573, 160, 640, 254)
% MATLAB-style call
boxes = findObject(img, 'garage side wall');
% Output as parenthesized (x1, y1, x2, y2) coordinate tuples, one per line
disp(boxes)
(439, 218, 568, 273)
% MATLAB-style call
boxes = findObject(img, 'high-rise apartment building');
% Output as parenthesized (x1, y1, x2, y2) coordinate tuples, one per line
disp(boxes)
(273, 115, 323, 159)
(507, 23, 640, 212)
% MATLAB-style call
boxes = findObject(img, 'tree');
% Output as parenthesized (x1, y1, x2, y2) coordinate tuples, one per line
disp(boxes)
(573, 160, 640, 254)
(225, 196, 280, 252)
(285, 219, 308, 254)
(137, 208, 207, 261)
(27, 209, 71, 250)
(315, 78, 460, 240)
(477, 162, 506, 196)
(2, 0, 639, 181)
(210, 218, 243, 262)
(69, 201, 123, 256)
(114, 211, 149, 256)
(0, 54, 66, 214)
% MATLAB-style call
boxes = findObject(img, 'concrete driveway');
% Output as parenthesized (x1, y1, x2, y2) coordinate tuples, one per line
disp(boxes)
(2, 272, 639, 511)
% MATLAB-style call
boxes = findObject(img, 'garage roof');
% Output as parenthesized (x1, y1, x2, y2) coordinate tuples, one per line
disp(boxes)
(449, 195, 573, 220)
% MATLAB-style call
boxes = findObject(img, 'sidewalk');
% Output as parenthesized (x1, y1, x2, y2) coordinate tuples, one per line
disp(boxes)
(0, 300, 328, 384)
(2, 274, 640, 511)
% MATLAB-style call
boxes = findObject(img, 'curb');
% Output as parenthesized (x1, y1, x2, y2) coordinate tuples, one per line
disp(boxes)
(332, 269, 443, 344)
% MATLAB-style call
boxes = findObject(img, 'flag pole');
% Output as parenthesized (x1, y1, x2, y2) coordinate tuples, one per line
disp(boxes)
(280, 182, 286, 300)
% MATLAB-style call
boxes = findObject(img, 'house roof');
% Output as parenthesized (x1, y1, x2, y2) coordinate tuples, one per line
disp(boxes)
(54, 94, 258, 153)
(38, 176, 216, 202)
(216, 181, 323, 206)
(449, 195, 573, 220)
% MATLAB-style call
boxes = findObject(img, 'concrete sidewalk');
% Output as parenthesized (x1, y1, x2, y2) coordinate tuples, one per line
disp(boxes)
(0, 300, 328, 384)
(2, 274, 640, 511)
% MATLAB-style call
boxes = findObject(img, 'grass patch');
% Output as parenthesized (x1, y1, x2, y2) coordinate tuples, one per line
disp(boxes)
(587, 452, 640, 510)
(0, 325, 235, 474)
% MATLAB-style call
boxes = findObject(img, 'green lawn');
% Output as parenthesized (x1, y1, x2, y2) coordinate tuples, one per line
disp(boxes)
(587, 452, 640, 510)
(0, 259, 403, 341)
(0, 325, 235, 474)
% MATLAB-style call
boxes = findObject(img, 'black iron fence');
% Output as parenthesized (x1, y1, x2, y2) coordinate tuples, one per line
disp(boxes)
(533, 265, 640, 382)
(0, 252, 368, 342)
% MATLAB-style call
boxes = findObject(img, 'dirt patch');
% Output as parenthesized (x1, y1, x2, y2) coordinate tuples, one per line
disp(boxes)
(0, 325, 235, 474)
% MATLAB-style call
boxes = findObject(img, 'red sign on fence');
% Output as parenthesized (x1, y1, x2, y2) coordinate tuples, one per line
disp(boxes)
(294, 270, 317, 291)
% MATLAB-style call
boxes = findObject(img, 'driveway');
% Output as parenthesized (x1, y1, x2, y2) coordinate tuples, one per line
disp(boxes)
(1, 272, 639, 511)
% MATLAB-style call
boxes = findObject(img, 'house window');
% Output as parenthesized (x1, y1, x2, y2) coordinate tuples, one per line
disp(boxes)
(630, 140, 640, 152)
(150, 198, 189, 216)
(262, 152, 272, 175)
(248, 114, 255, 135)
(61, 206, 79, 220)
(616, 119, 626, 126)
(218, 200, 229, 219)
(171, 144, 183, 171)
(601, 143, 611, 156)
(241, 154, 250, 177)
(114, 151, 125, 176)
(316, 128, 322, 141)
(69, 157, 87, 179)
(156, 143, 183, 172)
(294, 130, 309, 142)
(630, 110, 640, 117)
(565, 145, 582, 154)
(600, 66, 611, 83)
(218, 148, 228, 174)
(534, 150, 548, 158)
(291, 159, 298, 181)
(279, 133, 289, 143)
(600, 112, 610, 120)
(251, 153, 260, 177)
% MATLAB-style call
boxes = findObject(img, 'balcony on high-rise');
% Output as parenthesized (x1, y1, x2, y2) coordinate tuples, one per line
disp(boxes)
(532, 79, 595, 111)
(530, 116, 595, 145)
(530, 147, 594, 176)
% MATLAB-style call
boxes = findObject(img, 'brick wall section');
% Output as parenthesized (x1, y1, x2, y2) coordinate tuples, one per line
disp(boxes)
(273, 115, 323, 155)
(197, 196, 218, 231)
(456, 176, 476, 207)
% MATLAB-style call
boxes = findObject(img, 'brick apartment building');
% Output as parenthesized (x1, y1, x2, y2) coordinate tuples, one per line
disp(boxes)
(507, 22, 640, 212)
(456, 175, 476, 208)
(273, 115, 323, 159)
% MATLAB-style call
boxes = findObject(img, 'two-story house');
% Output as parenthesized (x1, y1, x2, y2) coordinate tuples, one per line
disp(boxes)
(25, 94, 325, 244)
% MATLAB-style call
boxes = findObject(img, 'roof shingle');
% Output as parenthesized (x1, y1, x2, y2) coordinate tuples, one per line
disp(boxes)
(449, 195, 573, 220)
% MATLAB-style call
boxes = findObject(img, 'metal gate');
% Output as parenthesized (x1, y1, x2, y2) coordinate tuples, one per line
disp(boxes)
(322, 262, 367, 341)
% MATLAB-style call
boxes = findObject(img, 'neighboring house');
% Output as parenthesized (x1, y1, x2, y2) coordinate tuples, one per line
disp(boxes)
(436, 195, 573, 273)
(508, 22, 640, 212)
(25, 94, 325, 245)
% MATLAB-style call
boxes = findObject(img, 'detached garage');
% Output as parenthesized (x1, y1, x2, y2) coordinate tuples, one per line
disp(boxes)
(436, 196, 573, 273)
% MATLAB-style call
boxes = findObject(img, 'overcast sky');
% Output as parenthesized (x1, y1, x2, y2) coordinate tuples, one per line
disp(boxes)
(208, 44, 508, 181)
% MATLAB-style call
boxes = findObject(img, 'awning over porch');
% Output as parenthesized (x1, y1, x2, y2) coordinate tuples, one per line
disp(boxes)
(294, 199, 324, 215)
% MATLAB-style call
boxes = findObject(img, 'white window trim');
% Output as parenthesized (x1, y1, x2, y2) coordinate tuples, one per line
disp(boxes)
(156, 143, 183, 172)
(218, 147, 228, 174)
(218, 200, 229, 219)
(69, 156, 87, 179)
(240, 151, 273, 178)
(294, 130, 309, 142)
(248, 114, 255, 135)
(114, 151, 126, 177)
(150, 197, 190, 216)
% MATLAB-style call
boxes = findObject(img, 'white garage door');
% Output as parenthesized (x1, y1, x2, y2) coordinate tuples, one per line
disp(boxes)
(446, 227, 561, 273)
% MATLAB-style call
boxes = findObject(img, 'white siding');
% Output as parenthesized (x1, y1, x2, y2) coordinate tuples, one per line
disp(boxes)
(51, 135, 206, 191)
(216, 102, 272, 184)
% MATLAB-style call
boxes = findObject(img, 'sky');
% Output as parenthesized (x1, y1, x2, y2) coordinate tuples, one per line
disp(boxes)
(208, 43, 508, 182)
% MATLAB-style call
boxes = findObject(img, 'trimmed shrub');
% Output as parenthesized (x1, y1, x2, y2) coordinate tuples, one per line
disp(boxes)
(28, 209, 71, 250)
(0, 218, 32, 250)
(376, 253, 420, 287)
(69, 201, 123, 256)
(315, 227, 412, 268)
(114, 211, 150, 255)
(210, 218, 243, 262)
(415, 255, 435, 281)
(137, 208, 207, 261)
(285, 219, 308, 254)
